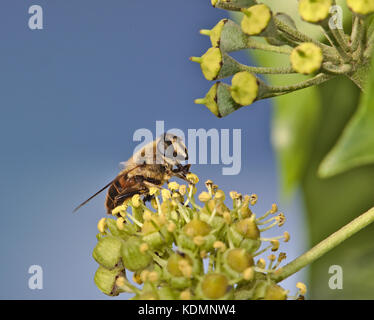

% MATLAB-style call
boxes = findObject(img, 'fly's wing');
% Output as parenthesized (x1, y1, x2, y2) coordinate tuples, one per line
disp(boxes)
(73, 179, 115, 213)
(73, 164, 146, 213)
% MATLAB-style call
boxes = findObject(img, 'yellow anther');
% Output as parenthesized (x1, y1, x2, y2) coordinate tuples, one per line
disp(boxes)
(283, 231, 290, 242)
(186, 173, 199, 185)
(161, 189, 171, 201)
(116, 217, 125, 230)
(243, 267, 255, 281)
(149, 187, 160, 196)
(213, 241, 226, 252)
(179, 184, 187, 196)
(198, 191, 212, 202)
(131, 194, 141, 208)
(296, 282, 307, 296)
(168, 181, 180, 191)
(193, 236, 206, 246)
(115, 276, 126, 287)
(271, 239, 280, 251)
(97, 217, 106, 233)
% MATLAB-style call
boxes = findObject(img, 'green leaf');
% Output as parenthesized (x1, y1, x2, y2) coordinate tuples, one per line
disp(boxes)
(318, 56, 374, 178)
(301, 77, 374, 299)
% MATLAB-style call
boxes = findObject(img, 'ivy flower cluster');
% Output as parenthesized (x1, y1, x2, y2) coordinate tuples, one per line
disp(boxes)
(192, 0, 374, 118)
(92, 173, 306, 300)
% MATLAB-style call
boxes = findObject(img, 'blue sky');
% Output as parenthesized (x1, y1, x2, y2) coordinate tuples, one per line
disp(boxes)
(0, 0, 307, 299)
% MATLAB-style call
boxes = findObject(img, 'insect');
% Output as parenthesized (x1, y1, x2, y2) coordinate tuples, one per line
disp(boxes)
(73, 133, 191, 214)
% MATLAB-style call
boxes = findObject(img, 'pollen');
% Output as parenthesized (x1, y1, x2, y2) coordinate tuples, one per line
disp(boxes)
(186, 173, 199, 185)
(97, 218, 106, 233)
(296, 282, 307, 296)
(168, 181, 180, 191)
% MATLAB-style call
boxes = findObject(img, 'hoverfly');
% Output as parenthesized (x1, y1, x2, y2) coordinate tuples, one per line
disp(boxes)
(73, 133, 191, 214)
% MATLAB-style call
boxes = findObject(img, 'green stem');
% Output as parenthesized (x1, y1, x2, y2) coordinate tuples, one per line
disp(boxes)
(271, 207, 374, 283)
(246, 38, 292, 55)
(274, 17, 332, 52)
(242, 65, 296, 75)
(350, 15, 363, 52)
(321, 25, 351, 62)
(266, 73, 334, 94)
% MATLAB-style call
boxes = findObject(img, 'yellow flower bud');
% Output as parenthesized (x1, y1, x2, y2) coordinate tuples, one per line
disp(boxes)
(241, 4, 272, 36)
(299, 0, 332, 23)
(190, 47, 222, 80)
(291, 42, 323, 74)
(200, 19, 227, 47)
(347, 0, 374, 15)
(230, 71, 259, 106)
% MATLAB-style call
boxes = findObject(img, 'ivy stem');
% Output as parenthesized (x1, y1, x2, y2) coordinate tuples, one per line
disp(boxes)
(246, 39, 293, 55)
(242, 65, 296, 75)
(266, 73, 334, 94)
(271, 207, 374, 283)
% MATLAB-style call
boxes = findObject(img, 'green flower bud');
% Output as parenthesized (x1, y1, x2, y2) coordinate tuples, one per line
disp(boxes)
(347, 0, 374, 15)
(141, 216, 165, 234)
(241, 238, 261, 254)
(298, 0, 332, 23)
(157, 287, 177, 300)
(241, 4, 272, 36)
(291, 42, 323, 74)
(263, 283, 288, 300)
(230, 71, 259, 106)
(183, 219, 211, 238)
(190, 47, 246, 80)
(235, 217, 260, 240)
(142, 226, 172, 249)
(226, 248, 254, 273)
(167, 253, 193, 277)
(201, 19, 249, 52)
(135, 291, 159, 300)
(195, 82, 242, 118)
(201, 273, 230, 299)
(92, 236, 122, 269)
(106, 217, 134, 239)
(94, 266, 123, 296)
(211, 0, 257, 11)
(121, 237, 152, 271)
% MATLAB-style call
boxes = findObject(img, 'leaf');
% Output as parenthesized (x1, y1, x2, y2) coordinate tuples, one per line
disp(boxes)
(318, 55, 374, 178)
(301, 77, 374, 299)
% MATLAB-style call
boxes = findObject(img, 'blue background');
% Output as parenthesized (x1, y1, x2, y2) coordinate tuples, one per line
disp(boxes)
(0, 0, 306, 299)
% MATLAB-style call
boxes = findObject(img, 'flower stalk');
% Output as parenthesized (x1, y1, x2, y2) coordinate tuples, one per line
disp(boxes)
(271, 207, 374, 283)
